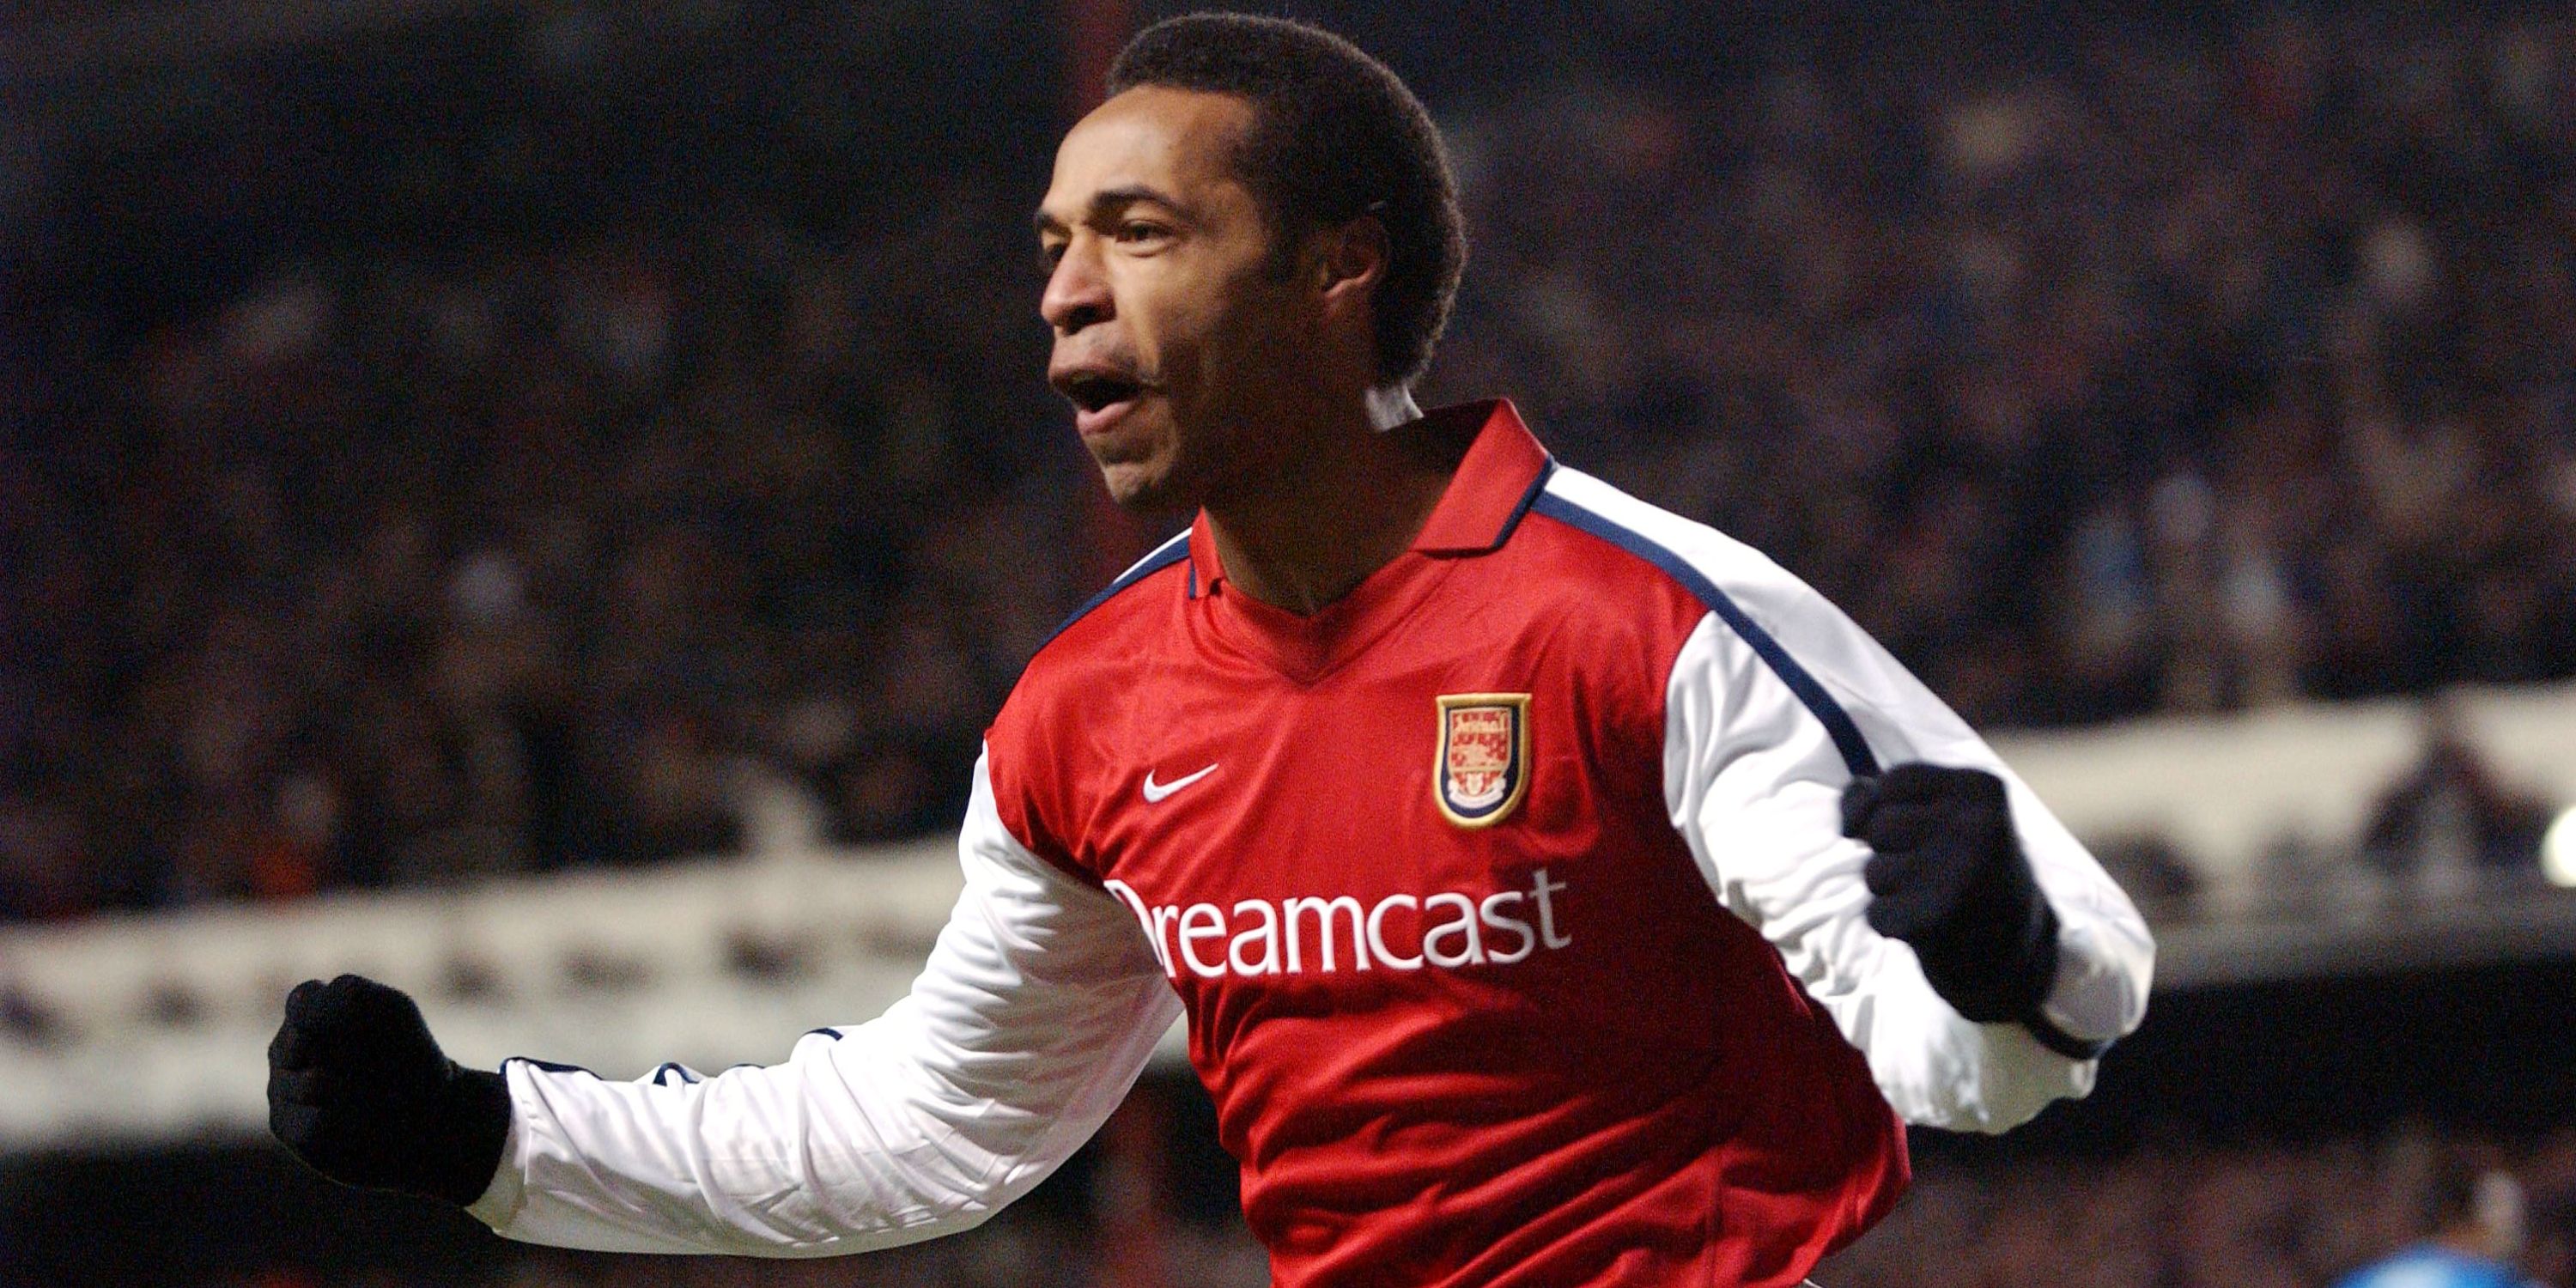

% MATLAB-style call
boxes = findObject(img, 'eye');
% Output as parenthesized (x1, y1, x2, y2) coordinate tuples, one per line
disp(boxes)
(1115, 221, 1172, 247)
(1036, 240, 1066, 273)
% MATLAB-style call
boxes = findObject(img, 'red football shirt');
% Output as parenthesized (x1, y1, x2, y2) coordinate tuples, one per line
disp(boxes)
(986, 401, 1907, 1285)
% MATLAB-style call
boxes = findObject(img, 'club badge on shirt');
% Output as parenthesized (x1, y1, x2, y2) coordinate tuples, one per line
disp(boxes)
(1436, 693, 1531, 828)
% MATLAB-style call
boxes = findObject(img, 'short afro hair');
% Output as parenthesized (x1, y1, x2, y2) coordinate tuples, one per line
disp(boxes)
(1107, 13, 1466, 388)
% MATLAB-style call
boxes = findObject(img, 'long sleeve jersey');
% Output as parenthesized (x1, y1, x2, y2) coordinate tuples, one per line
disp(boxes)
(468, 400, 2154, 1287)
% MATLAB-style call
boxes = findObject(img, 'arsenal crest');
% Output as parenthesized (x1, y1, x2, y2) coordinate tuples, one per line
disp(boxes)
(1435, 694, 1531, 828)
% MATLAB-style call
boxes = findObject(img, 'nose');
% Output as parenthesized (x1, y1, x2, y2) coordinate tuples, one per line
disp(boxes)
(1040, 235, 1112, 336)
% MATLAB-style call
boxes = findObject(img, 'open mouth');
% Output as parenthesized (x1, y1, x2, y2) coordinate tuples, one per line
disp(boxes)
(1058, 370, 1146, 435)
(1061, 372, 1143, 415)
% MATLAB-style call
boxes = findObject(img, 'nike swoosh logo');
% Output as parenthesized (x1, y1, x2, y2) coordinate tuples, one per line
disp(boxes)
(1142, 763, 1218, 803)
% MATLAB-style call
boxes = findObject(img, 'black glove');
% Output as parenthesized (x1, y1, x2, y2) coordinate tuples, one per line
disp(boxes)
(267, 974, 512, 1206)
(1841, 764, 2101, 1059)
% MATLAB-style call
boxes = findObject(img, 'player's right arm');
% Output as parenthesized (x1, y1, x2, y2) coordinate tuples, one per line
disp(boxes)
(1655, 544, 2154, 1133)
(1536, 465, 2150, 1133)
(269, 748, 1180, 1257)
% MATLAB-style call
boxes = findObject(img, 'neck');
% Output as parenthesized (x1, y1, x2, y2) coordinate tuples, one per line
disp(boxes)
(1203, 385, 1451, 616)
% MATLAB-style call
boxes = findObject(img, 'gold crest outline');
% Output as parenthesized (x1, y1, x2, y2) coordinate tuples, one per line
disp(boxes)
(1434, 692, 1532, 829)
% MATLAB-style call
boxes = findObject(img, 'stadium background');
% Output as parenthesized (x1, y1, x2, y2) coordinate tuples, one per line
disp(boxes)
(5, 0, 2576, 1284)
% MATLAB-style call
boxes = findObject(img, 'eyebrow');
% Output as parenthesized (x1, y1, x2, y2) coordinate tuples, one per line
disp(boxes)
(1032, 184, 1188, 237)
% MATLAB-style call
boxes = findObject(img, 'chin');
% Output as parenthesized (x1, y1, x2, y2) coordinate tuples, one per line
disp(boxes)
(1095, 459, 1197, 515)
(1102, 471, 1199, 516)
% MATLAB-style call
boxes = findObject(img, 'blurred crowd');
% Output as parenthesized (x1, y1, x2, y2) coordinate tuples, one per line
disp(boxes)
(0, 224, 1067, 918)
(1, 7, 1073, 919)
(1418, 4, 2576, 728)
(5, 3, 2576, 919)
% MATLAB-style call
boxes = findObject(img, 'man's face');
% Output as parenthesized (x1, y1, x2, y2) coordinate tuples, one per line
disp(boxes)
(1036, 87, 1321, 512)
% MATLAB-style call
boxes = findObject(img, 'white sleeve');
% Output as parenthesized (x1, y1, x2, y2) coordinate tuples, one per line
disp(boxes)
(464, 749, 1182, 1255)
(1653, 541, 2154, 1133)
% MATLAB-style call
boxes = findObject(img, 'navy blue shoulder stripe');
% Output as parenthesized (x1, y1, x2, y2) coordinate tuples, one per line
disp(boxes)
(507, 1056, 598, 1077)
(1530, 492, 1880, 779)
(1034, 529, 1192, 655)
(1496, 459, 1558, 549)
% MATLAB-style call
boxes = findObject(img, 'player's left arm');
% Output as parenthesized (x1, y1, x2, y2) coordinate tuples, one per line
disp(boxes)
(1661, 558, 2153, 1133)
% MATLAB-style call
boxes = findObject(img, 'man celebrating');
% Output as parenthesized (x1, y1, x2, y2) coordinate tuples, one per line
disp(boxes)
(269, 15, 2152, 1286)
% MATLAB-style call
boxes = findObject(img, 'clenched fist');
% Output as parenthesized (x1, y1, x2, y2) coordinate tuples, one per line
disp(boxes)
(267, 974, 511, 1206)
(1840, 764, 2086, 1052)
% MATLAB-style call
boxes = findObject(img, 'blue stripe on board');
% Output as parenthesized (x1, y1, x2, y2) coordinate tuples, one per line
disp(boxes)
(1531, 492, 1880, 779)
(1035, 529, 1192, 654)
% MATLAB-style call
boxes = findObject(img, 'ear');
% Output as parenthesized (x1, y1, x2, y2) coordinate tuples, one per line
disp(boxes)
(1312, 212, 1390, 320)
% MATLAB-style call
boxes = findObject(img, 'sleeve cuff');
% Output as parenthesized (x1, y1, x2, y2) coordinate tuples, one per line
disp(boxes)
(2028, 909, 2142, 1061)
(2020, 1004, 2115, 1061)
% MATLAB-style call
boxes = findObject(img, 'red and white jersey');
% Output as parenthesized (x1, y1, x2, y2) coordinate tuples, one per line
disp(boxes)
(467, 402, 2153, 1287)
